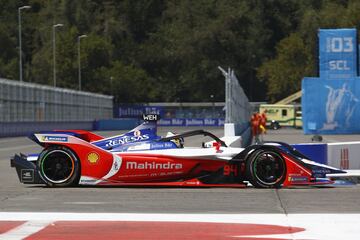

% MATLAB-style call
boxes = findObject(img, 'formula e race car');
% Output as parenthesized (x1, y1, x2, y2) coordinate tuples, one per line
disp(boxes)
(11, 115, 345, 188)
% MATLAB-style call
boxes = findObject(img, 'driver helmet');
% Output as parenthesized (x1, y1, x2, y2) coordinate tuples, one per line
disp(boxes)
(171, 137, 184, 148)
(166, 132, 184, 148)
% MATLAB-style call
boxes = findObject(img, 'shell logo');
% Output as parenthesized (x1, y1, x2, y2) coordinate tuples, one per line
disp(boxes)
(87, 152, 100, 164)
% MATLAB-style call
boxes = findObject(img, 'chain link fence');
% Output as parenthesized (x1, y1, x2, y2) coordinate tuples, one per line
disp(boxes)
(219, 67, 252, 146)
(219, 67, 251, 124)
(0, 78, 113, 122)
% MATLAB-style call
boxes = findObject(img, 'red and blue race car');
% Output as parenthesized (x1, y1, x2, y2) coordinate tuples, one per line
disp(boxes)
(11, 115, 345, 188)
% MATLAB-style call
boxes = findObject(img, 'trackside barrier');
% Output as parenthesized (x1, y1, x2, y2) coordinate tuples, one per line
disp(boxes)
(0, 121, 93, 137)
(0, 119, 142, 137)
(224, 123, 252, 147)
(327, 142, 360, 170)
(158, 118, 224, 127)
(292, 143, 327, 165)
(0, 78, 113, 122)
(93, 119, 140, 131)
(219, 67, 252, 147)
(291, 142, 360, 182)
(292, 142, 360, 170)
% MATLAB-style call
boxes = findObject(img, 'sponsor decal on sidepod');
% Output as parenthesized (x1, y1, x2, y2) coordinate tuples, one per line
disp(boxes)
(126, 161, 182, 170)
(41, 136, 68, 142)
(105, 134, 150, 147)
(288, 176, 308, 182)
(87, 152, 100, 164)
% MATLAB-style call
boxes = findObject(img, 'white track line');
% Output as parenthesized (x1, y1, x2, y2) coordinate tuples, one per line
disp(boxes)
(0, 213, 359, 240)
(0, 220, 52, 240)
(0, 212, 287, 223)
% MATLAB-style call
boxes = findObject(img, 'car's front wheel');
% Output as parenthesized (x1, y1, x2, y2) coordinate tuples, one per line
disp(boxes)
(246, 149, 286, 188)
(37, 146, 80, 187)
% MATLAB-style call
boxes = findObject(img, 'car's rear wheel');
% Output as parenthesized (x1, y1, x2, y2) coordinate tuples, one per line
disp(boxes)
(270, 121, 280, 130)
(246, 149, 286, 188)
(37, 146, 80, 187)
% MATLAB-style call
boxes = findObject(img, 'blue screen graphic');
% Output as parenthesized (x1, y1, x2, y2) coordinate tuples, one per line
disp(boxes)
(302, 28, 360, 134)
(302, 77, 360, 134)
(319, 28, 357, 79)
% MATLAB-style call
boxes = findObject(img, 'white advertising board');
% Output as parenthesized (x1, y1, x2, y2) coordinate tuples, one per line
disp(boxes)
(327, 142, 360, 170)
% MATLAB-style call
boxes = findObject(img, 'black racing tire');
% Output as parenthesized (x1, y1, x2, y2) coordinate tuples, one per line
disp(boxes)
(270, 122, 280, 130)
(246, 149, 286, 188)
(37, 146, 80, 187)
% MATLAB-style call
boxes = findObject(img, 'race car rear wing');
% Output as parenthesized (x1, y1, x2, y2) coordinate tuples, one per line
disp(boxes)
(10, 154, 44, 184)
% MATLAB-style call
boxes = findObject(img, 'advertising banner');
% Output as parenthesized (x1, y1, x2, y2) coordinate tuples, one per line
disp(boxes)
(302, 77, 360, 134)
(118, 106, 163, 118)
(318, 28, 357, 79)
(301, 28, 360, 134)
(327, 142, 360, 169)
(158, 118, 225, 127)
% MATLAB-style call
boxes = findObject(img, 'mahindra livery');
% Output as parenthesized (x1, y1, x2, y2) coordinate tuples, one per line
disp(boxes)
(11, 115, 345, 188)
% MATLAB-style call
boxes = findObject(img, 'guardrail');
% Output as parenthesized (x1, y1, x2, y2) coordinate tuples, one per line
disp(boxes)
(0, 78, 113, 122)
(0, 119, 140, 137)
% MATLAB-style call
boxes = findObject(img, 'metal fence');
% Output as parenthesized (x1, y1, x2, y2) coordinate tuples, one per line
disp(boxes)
(219, 67, 252, 124)
(219, 66, 252, 146)
(0, 78, 113, 122)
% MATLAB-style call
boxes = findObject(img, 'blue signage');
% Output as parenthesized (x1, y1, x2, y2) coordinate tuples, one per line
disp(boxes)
(158, 118, 225, 127)
(118, 106, 163, 118)
(302, 28, 360, 134)
(319, 28, 357, 79)
(302, 77, 360, 134)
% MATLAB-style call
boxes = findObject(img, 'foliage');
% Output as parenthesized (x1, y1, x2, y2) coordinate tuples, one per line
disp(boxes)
(258, 0, 360, 101)
(1, 0, 360, 103)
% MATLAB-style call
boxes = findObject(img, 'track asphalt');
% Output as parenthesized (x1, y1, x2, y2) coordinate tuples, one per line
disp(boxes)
(0, 127, 359, 239)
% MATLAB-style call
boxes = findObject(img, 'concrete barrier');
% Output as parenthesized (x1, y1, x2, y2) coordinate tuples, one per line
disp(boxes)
(327, 142, 360, 170)
(224, 122, 251, 147)
(293, 142, 360, 183)
(290, 142, 360, 170)
(0, 121, 93, 137)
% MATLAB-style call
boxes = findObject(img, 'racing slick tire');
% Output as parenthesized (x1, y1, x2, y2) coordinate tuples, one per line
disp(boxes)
(37, 146, 80, 187)
(246, 149, 286, 188)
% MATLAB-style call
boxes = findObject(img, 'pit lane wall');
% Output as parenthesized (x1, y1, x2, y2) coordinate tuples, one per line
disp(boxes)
(293, 142, 360, 170)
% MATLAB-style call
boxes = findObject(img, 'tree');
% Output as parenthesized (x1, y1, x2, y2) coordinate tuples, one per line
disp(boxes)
(3, 0, 360, 104)
(258, 33, 313, 102)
